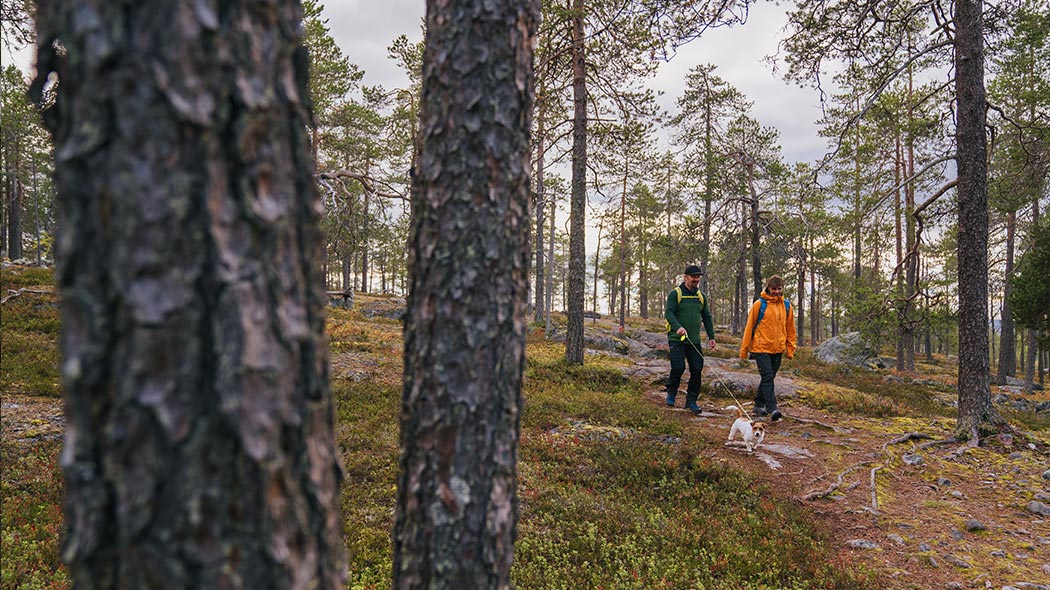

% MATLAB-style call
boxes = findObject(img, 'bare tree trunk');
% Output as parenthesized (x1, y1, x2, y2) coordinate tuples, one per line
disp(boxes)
(747, 162, 762, 300)
(810, 262, 818, 346)
(565, 0, 587, 364)
(997, 210, 1017, 382)
(533, 99, 547, 322)
(796, 248, 805, 343)
(395, 0, 538, 587)
(545, 196, 555, 332)
(32, 1, 346, 587)
(954, 0, 1002, 436)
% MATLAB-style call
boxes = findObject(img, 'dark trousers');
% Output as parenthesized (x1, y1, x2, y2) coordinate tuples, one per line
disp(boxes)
(752, 352, 782, 411)
(667, 340, 704, 402)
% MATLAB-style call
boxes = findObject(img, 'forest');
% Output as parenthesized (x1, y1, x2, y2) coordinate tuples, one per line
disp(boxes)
(1, 0, 1049, 588)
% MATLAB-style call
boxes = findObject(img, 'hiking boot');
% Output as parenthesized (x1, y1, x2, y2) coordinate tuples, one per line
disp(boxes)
(665, 393, 677, 407)
(685, 401, 701, 415)
(770, 409, 783, 422)
(753, 407, 769, 417)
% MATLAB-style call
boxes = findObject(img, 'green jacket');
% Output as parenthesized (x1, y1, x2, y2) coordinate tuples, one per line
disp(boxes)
(665, 284, 715, 345)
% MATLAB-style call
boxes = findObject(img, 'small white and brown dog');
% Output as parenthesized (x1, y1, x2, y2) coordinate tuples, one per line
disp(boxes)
(724, 405, 766, 452)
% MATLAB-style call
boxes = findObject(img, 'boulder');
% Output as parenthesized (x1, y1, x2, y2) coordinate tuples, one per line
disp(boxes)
(813, 332, 882, 369)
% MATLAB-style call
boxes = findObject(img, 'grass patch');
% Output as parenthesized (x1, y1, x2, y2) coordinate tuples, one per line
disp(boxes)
(0, 439, 68, 590)
(1, 267, 60, 398)
(0, 277, 873, 589)
(790, 351, 953, 418)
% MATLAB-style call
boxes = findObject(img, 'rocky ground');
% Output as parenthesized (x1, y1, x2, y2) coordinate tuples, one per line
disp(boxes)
(4, 312, 1048, 590)
(597, 322, 1050, 590)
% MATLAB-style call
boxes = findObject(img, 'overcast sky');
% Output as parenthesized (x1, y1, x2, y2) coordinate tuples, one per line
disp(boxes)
(322, 1, 830, 165)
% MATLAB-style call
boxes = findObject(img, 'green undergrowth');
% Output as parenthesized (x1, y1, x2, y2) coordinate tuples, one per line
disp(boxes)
(1, 267, 60, 397)
(334, 332, 873, 590)
(0, 440, 68, 590)
(789, 350, 954, 418)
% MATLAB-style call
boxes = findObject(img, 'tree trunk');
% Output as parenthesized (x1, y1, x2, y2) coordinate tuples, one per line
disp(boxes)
(796, 250, 805, 343)
(618, 157, 627, 335)
(954, 0, 1002, 436)
(545, 196, 555, 332)
(395, 0, 537, 587)
(533, 97, 546, 321)
(996, 210, 1017, 381)
(8, 157, 22, 260)
(747, 162, 762, 300)
(32, 1, 346, 587)
(565, 0, 587, 364)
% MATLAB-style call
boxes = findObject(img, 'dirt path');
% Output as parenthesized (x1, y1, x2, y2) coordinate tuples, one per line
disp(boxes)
(633, 361, 1050, 590)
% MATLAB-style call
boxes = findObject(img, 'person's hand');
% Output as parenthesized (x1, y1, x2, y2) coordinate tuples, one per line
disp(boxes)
(707, 339, 716, 351)
(676, 327, 686, 336)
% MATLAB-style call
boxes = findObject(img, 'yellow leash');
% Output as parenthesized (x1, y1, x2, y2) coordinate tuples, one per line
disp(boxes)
(680, 334, 752, 421)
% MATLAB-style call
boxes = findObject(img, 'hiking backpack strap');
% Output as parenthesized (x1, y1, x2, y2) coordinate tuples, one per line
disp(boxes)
(752, 297, 790, 338)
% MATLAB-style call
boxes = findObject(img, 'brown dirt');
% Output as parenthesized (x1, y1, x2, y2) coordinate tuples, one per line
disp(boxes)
(5, 361, 1048, 590)
(645, 383, 1050, 590)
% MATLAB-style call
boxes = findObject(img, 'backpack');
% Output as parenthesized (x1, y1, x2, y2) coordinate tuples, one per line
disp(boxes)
(673, 286, 704, 307)
(752, 297, 790, 338)
(666, 287, 705, 335)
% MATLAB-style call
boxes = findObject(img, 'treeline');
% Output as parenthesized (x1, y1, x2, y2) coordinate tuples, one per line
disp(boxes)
(2, 0, 1047, 385)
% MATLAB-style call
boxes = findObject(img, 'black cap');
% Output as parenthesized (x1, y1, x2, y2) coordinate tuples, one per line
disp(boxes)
(684, 264, 702, 276)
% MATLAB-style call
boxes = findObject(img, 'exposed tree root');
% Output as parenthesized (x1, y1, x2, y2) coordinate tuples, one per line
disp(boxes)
(801, 463, 872, 501)
(915, 437, 958, 451)
(790, 415, 852, 434)
(880, 432, 932, 453)
(1, 288, 54, 304)
(870, 466, 882, 510)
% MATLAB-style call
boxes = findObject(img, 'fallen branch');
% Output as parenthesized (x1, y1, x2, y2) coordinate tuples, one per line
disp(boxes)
(881, 432, 932, 453)
(870, 466, 882, 510)
(801, 463, 869, 501)
(950, 426, 980, 457)
(1, 288, 54, 304)
(789, 415, 852, 434)
(915, 437, 958, 450)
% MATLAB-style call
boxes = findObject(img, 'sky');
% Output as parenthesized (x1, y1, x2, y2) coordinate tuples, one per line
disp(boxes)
(322, 1, 831, 165)
(3, 2, 832, 166)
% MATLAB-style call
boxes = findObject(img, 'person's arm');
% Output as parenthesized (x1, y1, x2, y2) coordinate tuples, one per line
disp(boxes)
(785, 300, 797, 358)
(664, 290, 683, 334)
(739, 301, 758, 359)
(701, 292, 716, 348)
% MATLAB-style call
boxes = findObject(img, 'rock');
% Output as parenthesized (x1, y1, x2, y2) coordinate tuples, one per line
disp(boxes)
(884, 374, 909, 384)
(1037, 401, 1050, 414)
(902, 453, 924, 466)
(943, 554, 971, 568)
(965, 519, 987, 532)
(950, 528, 964, 541)
(919, 542, 932, 552)
(950, 490, 964, 498)
(945, 584, 963, 590)
(846, 539, 879, 550)
(813, 332, 882, 369)
(938, 477, 953, 487)
(1042, 469, 1050, 481)
(998, 433, 1014, 446)
(1027, 501, 1050, 516)
(1010, 452, 1024, 459)
(990, 550, 1006, 558)
(1034, 492, 1050, 503)
(1011, 584, 1050, 590)
(887, 533, 906, 545)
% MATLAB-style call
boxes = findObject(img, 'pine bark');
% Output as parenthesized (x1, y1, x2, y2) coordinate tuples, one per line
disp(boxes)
(394, 0, 538, 588)
(996, 210, 1017, 381)
(954, 0, 1002, 435)
(565, 0, 587, 364)
(31, 1, 346, 588)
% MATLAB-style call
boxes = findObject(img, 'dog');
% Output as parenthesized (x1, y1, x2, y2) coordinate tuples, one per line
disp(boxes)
(724, 405, 766, 452)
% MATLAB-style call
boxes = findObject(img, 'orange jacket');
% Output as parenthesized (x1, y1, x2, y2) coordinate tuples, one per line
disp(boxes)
(739, 291, 797, 359)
